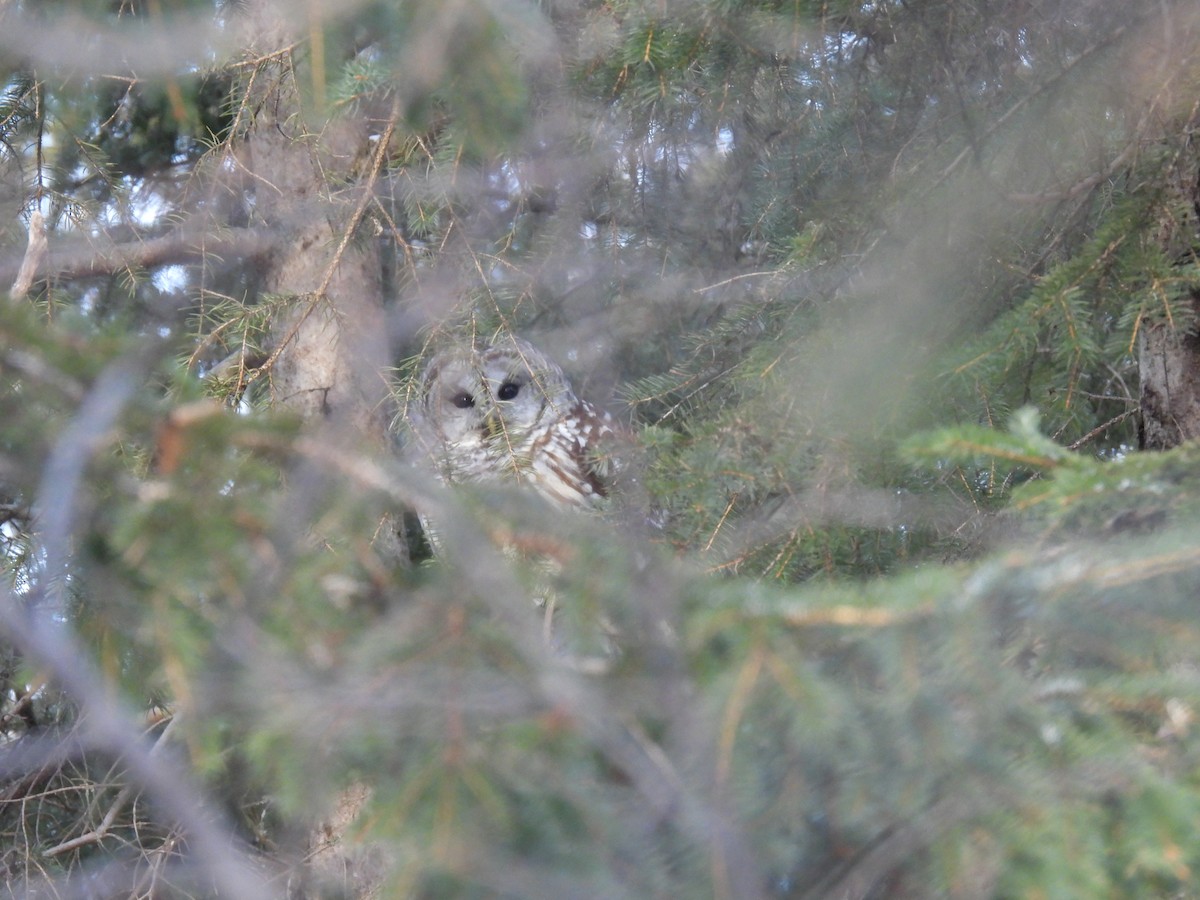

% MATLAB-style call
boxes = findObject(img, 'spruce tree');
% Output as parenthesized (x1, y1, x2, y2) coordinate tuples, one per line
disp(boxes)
(1, 1, 1200, 898)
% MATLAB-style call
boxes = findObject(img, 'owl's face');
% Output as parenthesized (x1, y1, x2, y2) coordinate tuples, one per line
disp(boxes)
(416, 337, 576, 479)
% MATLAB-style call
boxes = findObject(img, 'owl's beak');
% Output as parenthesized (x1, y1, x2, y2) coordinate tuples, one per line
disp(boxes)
(482, 409, 506, 441)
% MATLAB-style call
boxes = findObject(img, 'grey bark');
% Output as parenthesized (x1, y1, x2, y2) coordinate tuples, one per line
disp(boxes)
(242, 70, 388, 437)
(1138, 142, 1200, 451)
(1138, 303, 1200, 450)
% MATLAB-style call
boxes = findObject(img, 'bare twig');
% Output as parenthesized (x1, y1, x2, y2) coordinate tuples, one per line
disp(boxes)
(0, 226, 278, 289)
(42, 716, 180, 859)
(1067, 408, 1138, 451)
(41, 784, 136, 859)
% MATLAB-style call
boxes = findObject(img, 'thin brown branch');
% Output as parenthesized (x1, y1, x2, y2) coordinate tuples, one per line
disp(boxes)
(42, 784, 136, 859)
(0, 226, 279, 289)
(1067, 408, 1138, 451)
(42, 716, 179, 859)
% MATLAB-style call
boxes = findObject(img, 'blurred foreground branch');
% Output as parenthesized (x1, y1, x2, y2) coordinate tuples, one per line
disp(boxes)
(0, 226, 278, 290)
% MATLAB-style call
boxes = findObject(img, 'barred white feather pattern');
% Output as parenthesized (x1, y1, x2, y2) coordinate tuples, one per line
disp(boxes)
(411, 337, 619, 509)
(527, 399, 616, 507)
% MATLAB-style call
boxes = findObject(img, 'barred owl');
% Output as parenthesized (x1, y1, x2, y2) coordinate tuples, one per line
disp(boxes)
(411, 336, 618, 508)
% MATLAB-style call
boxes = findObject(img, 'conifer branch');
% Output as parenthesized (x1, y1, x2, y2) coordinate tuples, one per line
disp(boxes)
(0, 226, 279, 288)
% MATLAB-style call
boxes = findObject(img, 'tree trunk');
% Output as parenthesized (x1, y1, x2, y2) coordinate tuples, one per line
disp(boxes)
(1138, 298, 1200, 450)
(242, 68, 389, 438)
(235, 6, 400, 896)
(1139, 143, 1200, 451)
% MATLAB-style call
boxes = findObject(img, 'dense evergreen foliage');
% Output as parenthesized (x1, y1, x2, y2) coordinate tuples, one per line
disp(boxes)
(1, 0, 1200, 896)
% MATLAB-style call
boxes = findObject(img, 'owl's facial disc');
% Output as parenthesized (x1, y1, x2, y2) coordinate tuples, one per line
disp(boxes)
(481, 374, 529, 441)
(425, 357, 488, 445)
(414, 336, 610, 505)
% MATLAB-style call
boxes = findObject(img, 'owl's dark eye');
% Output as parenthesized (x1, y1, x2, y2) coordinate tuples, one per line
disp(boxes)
(497, 381, 521, 401)
(451, 392, 475, 409)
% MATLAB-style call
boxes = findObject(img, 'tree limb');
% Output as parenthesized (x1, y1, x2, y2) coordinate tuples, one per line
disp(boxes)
(0, 226, 279, 289)
(9, 210, 47, 299)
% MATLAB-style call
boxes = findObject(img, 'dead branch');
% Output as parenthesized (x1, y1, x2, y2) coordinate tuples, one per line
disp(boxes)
(41, 716, 180, 859)
(0, 226, 279, 289)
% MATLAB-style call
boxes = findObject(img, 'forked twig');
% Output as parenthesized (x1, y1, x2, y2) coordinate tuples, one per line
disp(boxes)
(42, 716, 179, 859)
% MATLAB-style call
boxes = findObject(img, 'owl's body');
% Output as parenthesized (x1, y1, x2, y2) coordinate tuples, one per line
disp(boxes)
(412, 336, 617, 508)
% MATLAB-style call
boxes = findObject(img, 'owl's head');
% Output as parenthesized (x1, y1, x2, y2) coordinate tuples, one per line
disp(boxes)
(414, 336, 577, 476)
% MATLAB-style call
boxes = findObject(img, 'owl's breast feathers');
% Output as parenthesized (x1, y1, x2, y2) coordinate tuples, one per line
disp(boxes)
(526, 399, 618, 507)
